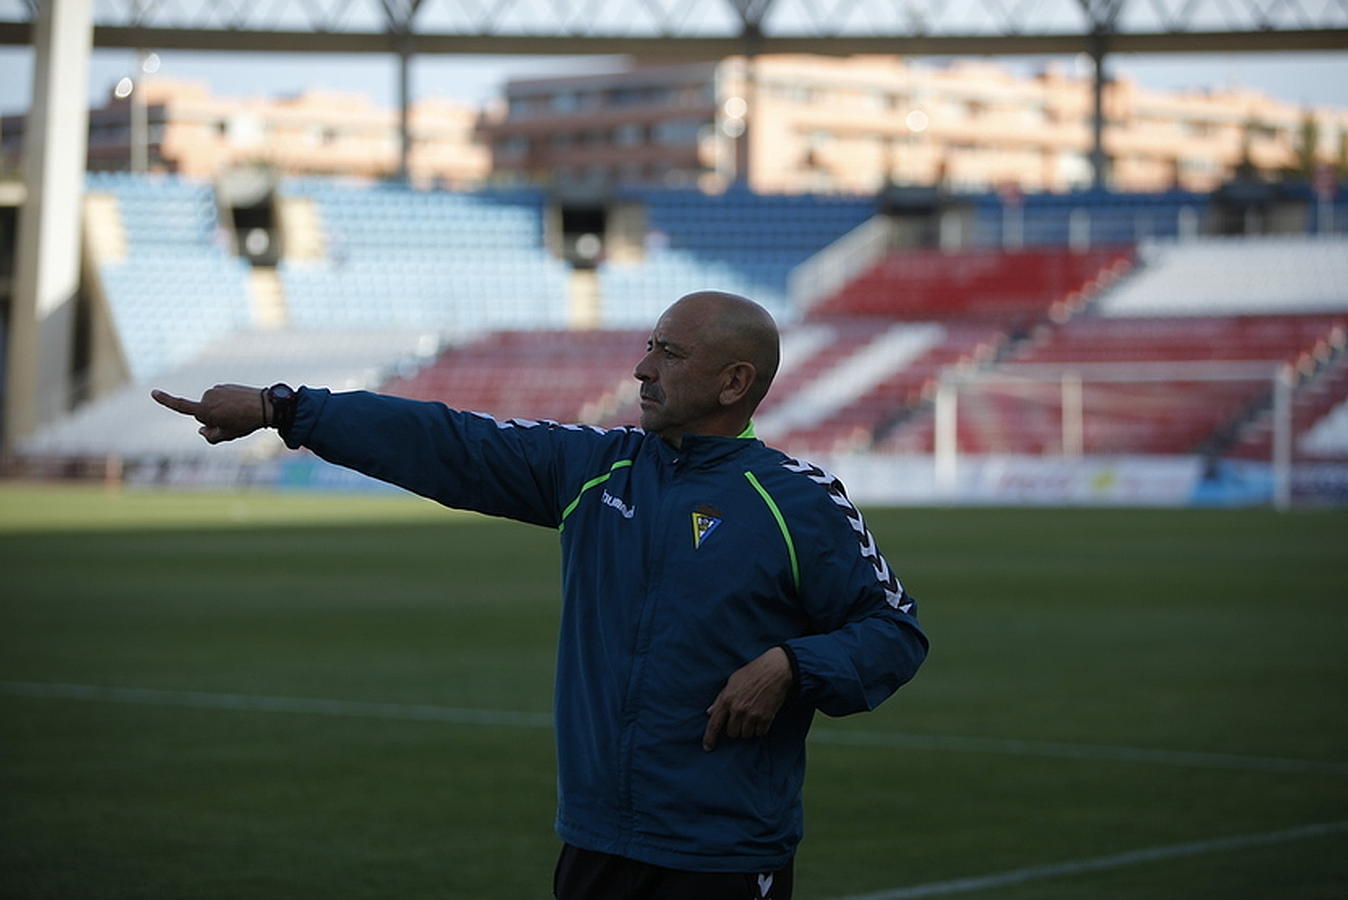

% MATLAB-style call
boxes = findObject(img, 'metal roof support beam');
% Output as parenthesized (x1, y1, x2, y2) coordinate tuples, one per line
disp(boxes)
(1078, 0, 1125, 190)
(726, 0, 773, 187)
(380, 0, 424, 181)
(1088, 29, 1109, 190)
(1, 23, 1344, 54)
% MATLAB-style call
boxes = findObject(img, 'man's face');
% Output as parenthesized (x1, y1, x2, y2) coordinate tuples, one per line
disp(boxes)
(633, 301, 729, 441)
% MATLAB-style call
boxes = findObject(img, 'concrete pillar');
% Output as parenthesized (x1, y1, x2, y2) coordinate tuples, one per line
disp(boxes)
(3, 0, 94, 450)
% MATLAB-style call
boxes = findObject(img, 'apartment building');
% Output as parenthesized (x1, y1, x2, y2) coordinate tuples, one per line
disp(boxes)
(483, 55, 1348, 194)
(2, 57, 1343, 196)
(0, 78, 491, 187)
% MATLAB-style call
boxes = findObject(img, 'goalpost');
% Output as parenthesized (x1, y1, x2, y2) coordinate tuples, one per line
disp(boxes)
(931, 362, 1296, 510)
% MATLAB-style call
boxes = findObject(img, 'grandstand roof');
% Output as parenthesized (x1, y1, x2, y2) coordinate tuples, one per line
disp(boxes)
(1, 0, 1345, 55)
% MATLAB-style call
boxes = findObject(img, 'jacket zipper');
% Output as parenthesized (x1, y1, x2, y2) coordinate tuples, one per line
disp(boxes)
(615, 451, 678, 847)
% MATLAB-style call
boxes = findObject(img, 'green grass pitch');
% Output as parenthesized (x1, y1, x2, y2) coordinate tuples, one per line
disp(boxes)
(2, 484, 1346, 899)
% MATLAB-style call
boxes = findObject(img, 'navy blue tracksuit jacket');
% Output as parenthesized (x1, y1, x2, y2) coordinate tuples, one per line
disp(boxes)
(286, 388, 929, 873)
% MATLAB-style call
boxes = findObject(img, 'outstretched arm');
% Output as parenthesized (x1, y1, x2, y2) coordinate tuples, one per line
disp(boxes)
(151, 385, 270, 444)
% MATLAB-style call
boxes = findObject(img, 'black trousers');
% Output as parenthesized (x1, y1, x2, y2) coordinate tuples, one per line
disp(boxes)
(554, 844, 794, 900)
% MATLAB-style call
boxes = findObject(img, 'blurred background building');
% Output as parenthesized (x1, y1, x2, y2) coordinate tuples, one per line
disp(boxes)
(2, 77, 490, 186)
(486, 55, 1348, 194)
(3, 55, 1345, 194)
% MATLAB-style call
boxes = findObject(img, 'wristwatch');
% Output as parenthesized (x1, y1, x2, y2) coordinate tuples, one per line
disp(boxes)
(265, 383, 297, 434)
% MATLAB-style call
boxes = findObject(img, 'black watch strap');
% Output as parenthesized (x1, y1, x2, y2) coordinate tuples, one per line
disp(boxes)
(265, 383, 298, 434)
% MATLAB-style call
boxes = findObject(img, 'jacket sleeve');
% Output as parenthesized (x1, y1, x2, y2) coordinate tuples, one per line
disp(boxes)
(284, 387, 599, 528)
(780, 484, 928, 718)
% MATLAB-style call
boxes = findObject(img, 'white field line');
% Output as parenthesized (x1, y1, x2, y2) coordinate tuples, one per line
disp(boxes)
(0, 680, 553, 728)
(4, 680, 1347, 778)
(807, 729, 1348, 777)
(823, 819, 1348, 900)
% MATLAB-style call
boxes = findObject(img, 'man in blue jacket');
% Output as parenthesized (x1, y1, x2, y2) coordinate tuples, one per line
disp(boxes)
(153, 290, 928, 900)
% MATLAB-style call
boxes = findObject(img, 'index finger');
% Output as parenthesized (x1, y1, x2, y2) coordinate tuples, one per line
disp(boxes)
(151, 389, 200, 416)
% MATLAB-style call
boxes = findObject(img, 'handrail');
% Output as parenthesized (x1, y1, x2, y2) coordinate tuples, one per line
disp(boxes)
(789, 215, 893, 314)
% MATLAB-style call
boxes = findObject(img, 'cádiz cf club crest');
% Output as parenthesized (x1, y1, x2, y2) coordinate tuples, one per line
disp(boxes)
(691, 506, 722, 550)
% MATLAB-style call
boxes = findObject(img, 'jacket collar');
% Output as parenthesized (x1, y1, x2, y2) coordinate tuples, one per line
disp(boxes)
(650, 421, 759, 468)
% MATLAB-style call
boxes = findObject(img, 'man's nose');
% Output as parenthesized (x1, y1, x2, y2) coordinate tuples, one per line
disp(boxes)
(633, 353, 655, 382)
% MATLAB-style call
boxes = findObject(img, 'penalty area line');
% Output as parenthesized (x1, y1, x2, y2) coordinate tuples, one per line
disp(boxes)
(823, 819, 1348, 900)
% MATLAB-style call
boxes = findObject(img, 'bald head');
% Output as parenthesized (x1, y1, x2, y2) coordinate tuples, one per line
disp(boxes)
(667, 291, 780, 408)
(633, 291, 781, 443)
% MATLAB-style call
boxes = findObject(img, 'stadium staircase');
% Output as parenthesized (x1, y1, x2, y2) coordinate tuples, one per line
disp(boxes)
(247, 268, 288, 329)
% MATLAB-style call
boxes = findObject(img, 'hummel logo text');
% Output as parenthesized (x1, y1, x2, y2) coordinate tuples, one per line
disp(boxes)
(601, 489, 635, 519)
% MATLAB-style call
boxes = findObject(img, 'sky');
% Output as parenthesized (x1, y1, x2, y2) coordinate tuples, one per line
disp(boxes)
(1, 46, 1346, 117)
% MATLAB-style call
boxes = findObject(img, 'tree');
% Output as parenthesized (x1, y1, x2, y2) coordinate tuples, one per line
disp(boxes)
(1294, 111, 1320, 180)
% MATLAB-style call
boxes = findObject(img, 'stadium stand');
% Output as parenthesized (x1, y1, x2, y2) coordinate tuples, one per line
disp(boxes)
(1300, 394, 1348, 458)
(1009, 315, 1345, 364)
(598, 188, 873, 326)
(781, 322, 1009, 453)
(933, 316, 1343, 456)
(755, 322, 948, 442)
(25, 174, 1346, 490)
(20, 330, 437, 461)
(873, 265, 1348, 457)
(382, 327, 645, 424)
(1095, 236, 1348, 317)
(758, 246, 1134, 451)
(277, 180, 570, 336)
(811, 246, 1133, 320)
(87, 172, 254, 382)
(965, 189, 1209, 248)
(975, 188, 1207, 246)
(1230, 325, 1348, 460)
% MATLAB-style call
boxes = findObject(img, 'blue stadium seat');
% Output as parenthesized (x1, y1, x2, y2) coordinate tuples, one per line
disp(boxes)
(278, 180, 566, 334)
(88, 173, 252, 382)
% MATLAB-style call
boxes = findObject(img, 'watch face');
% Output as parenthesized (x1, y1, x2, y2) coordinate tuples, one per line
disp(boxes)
(270, 385, 295, 401)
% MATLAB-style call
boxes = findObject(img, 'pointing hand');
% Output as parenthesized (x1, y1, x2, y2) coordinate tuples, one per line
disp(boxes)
(151, 384, 268, 444)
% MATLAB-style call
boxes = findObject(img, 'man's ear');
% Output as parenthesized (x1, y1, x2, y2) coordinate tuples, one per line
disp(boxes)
(718, 362, 757, 407)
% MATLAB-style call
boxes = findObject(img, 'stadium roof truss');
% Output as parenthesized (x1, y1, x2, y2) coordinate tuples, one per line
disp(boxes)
(0, 0, 1345, 54)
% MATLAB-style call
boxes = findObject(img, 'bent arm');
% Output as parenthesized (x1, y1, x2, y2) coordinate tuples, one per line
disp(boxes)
(781, 487, 929, 718)
(783, 599, 927, 717)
